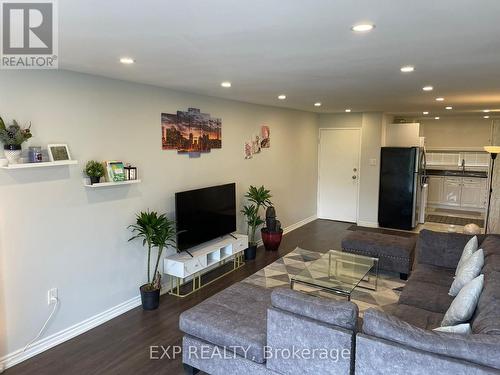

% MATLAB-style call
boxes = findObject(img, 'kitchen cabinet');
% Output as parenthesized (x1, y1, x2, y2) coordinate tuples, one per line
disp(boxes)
(443, 177, 462, 207)
(427, 176, 444, 204)
(461, 178, 487, 209)
(427, 175, 487, 210)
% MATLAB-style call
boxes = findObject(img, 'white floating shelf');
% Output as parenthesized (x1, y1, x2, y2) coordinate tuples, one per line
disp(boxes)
(84, 179, 141, 188)
(0, 160, 79, 169)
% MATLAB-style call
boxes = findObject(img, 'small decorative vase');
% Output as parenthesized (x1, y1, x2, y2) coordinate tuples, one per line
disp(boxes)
(140, 284, 160, 310)
(261, 228, 283, 251)
(244, 245, 257, 260)
(4, 144, 22, 165)
(90, 176, 101, 185)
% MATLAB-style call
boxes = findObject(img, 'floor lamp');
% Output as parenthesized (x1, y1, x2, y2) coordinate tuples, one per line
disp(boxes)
(484, 146, 500, 234)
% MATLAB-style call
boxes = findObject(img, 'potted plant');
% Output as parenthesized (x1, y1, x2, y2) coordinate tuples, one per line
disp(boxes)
(0, 116, 32, 164)
(84, 160, 106, 184)
(241, 185, 272, 260)
(128, 211, 177, 310)
(261, 206, 283, 251)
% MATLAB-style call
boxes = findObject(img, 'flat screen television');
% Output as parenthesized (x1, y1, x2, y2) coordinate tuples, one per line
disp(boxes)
(175, 183, 236, 251)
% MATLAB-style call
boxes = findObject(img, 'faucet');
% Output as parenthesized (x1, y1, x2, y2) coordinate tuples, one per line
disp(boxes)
(461, 158, 466, 173)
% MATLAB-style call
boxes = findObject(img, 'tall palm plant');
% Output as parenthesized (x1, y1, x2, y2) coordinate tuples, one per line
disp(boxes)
(128, 211, 177, 291)
(241, 186, 272, 245)
(151, 215, 177, 289)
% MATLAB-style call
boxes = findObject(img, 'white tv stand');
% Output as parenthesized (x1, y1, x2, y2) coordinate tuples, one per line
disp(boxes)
(163, 233, 248, 297)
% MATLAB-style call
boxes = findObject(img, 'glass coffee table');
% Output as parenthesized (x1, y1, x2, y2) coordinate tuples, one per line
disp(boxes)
(290, 250, 379, 301)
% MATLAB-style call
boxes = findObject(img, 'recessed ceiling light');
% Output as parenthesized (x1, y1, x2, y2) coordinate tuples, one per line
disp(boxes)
(435, 117, 440, 120)
(278, 94, 286, 100)
(422, 86, 433, 91)
(345, 109, 351, 113)
(400, 65, 415, 73)
(314, 102, 322, 107)
(423, 111, 429, 115)
(119, 57, 135, 64)
(483, 109, 491, 113)
(351, 24, 375, 32)
(484, 115, 490, 119)
(436, 97, 445, 101)
(445, 106, 453, 110)
(221, 81, 231, 88)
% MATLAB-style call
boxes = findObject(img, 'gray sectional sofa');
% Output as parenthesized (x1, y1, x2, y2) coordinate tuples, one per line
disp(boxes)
(180, 282, 358, 374)
(179, 230, 500, 375)
(356, 230, 500, 374)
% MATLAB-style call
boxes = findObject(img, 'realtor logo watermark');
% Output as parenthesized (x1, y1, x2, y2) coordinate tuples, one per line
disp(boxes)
(1, 0, 58, 69)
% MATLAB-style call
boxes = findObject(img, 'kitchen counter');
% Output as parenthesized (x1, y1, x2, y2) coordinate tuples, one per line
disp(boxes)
(426, 169, 488, 179)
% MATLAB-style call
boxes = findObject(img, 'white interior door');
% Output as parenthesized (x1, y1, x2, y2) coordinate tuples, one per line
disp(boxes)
(318, 128, 361, 222)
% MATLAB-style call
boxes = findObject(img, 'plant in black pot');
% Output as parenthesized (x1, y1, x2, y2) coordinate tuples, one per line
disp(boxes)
(241, 185, 272, 260)
(128, 211, 177, 310)
(0, 116, 32, 165)
(261, 206, 283, 251)
(84, 160, 106, 184)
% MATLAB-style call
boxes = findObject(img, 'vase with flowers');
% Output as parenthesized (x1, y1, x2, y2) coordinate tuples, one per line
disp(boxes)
(0, 116, 32, 165)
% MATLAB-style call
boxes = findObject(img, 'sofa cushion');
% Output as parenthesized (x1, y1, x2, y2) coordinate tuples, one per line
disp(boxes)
(455, 236, 478, 275)
(362, 308, 500, 370)
(392, 303, 444, 330)
(472, 270, 500, 335)
(482, 254, 500, 274)
(442, 274, 484, 327)
(271, 288, 358, 330)
(478, 235, 500, 258)
(409, 263, 455, 287)
(416, 230, 484, 269)
(399, 280, 454, 314)
(434, 323, 471, 335)
(449, 249, 484, 296)
(179, 282, 272, 364)
(341, 231, 415, 274)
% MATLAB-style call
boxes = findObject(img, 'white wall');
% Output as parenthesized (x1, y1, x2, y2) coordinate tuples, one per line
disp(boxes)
(403, 117, 492, 149)
(0, 70, 319, 364)
(318, 113, 383, 226)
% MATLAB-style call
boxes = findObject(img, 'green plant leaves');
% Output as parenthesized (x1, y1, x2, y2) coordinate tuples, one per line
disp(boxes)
(128, 210, 178, 288)
(84, 160, 106, 178)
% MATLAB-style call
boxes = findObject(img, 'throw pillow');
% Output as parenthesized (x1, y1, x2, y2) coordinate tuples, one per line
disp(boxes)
(433, 323, 471, 335)
(442, 274, 484, 327)
(449, 249, 484, 296)
(455, 236, 478, 276)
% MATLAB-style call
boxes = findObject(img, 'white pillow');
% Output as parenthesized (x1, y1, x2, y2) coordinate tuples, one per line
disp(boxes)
(433, 323, 471, 335)
(449, 249, 484, 296)
(441, 274, 484, 327)
(455, 236, 478, 276)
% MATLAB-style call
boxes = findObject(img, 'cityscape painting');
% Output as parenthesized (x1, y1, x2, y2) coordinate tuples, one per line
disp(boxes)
(161, 107, 222, 157)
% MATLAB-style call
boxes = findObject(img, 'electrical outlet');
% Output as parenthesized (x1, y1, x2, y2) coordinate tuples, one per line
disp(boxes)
(47, 288, 58, 305)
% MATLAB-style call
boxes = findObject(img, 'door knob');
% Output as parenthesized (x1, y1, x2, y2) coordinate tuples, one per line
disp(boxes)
(352, 175, 357, 180)
(353, 168, 357, 172)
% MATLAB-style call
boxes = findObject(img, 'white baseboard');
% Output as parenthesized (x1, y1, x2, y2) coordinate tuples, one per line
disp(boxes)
(0, 295, 142, 371)
(356, 220, 379, 228)
(1, 214, 318, 371)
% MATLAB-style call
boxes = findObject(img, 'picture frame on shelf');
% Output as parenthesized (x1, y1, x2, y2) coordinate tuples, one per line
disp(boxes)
(47, 144, 71, 162)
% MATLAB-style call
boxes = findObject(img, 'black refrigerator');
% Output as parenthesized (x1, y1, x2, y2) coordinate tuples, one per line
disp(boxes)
(378, 147, 425, 230)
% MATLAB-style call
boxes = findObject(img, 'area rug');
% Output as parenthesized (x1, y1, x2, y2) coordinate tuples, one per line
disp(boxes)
(243, 247, 405, 315)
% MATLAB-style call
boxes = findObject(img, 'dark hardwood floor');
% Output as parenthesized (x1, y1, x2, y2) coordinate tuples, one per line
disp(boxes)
(6, 220, 353, 375)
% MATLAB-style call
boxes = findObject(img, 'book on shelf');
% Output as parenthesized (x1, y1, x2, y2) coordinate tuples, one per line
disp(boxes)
(105, 161, 126, 182)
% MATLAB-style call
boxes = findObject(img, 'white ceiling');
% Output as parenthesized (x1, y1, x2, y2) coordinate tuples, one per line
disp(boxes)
(60, 0, 500, 117)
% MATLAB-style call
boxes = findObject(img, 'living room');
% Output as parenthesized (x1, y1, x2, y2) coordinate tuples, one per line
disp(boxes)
(1, 1, 500, 374)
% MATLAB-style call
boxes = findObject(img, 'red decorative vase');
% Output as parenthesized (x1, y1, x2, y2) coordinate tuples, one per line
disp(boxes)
(261, 228, 283, 251)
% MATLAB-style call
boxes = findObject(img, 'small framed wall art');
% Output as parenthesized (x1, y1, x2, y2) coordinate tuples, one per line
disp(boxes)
(47, 144, 71, 162)
(106, 161, 126, 182)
